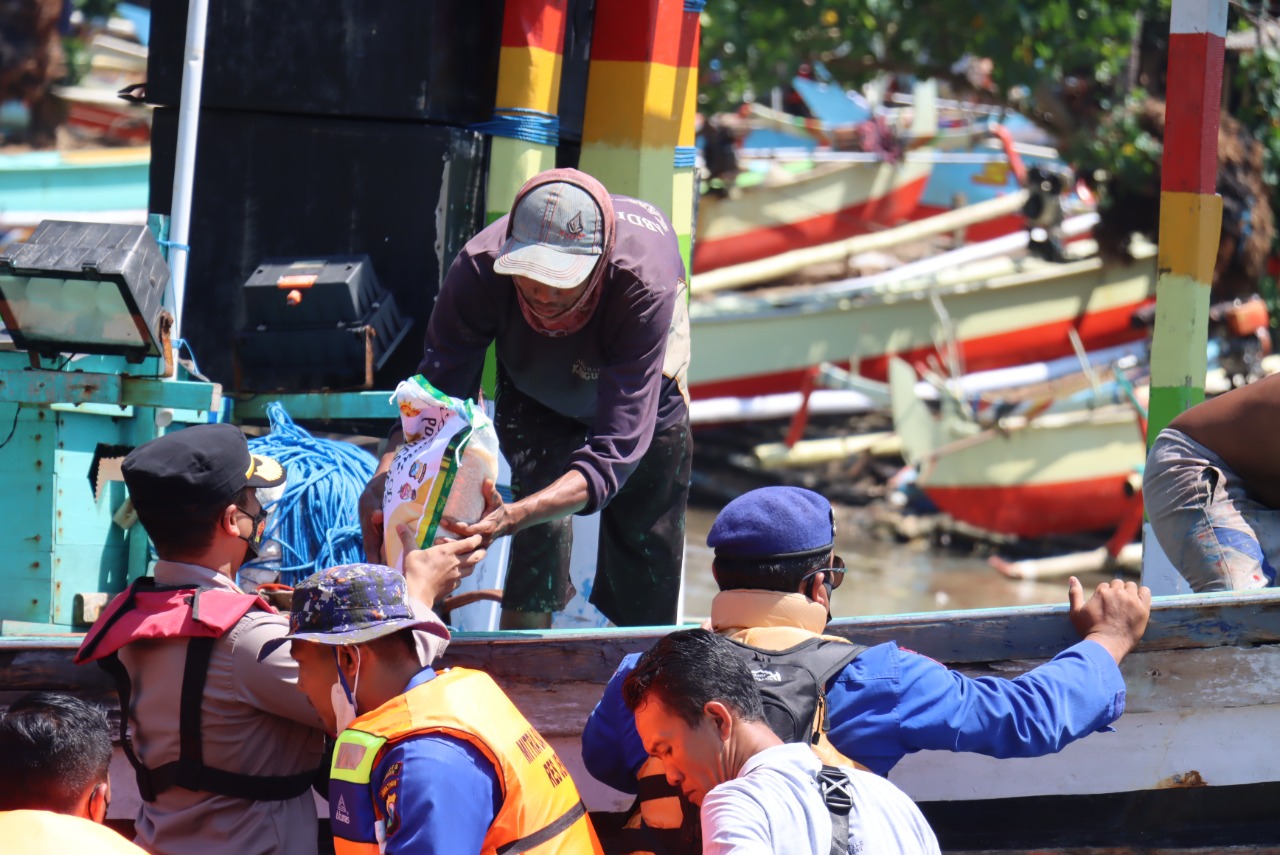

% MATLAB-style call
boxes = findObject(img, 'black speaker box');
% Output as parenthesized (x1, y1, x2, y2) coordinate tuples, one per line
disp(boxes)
(145, 0, 503, 125)
(149, 108, 487, 388)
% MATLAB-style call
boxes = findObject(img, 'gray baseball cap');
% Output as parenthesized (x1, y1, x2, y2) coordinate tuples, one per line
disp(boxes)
(493, 180, 604, 288)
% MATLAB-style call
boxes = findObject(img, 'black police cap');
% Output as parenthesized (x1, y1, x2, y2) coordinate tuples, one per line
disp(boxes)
(122, 423, 285, 513)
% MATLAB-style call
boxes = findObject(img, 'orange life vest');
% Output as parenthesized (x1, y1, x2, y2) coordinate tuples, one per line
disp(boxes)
(329, 667, 602, 855)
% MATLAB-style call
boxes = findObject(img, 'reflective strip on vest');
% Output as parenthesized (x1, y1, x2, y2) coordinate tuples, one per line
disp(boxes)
(331, 668, 602, 855)
(331, 730, 387, 784)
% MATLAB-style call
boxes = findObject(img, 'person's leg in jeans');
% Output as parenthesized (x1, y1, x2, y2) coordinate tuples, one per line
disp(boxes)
(590, 415, 692, 626)
(1145, 428, 1280, 591)
(493, 372, 583, 628)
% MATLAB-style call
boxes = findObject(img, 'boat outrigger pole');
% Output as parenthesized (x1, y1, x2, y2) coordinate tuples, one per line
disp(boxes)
(1141, 0, 1228, 593)
(165, 0, 211, 360)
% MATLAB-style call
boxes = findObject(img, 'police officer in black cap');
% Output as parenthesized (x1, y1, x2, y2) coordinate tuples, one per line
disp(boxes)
(78, 423, 330, 855)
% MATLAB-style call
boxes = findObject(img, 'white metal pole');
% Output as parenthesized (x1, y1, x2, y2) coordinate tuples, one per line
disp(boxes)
(166, 0, 210, 368)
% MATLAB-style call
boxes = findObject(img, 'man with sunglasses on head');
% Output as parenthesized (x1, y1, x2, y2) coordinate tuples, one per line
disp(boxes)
(581, 486, 1152, 855)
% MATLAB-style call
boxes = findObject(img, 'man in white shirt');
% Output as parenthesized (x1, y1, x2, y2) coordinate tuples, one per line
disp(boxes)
(622, 628, 939, 855)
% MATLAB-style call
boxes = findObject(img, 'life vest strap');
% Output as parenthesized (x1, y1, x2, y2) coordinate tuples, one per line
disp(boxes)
(94, 601, 317, 802)
(495, 799, 587, 855)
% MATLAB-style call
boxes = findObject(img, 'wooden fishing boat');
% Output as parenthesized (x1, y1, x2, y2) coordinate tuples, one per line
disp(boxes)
(688, 235, 1157, 401)
(7, 588, 1280, 852)
(692, 155, 934, 273)
(887, 356, 1147, 539)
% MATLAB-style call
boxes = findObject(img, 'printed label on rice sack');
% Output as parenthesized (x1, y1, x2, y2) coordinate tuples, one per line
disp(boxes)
(383, 375, 500, 571)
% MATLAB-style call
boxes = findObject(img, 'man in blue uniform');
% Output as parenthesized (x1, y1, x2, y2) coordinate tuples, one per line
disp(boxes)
(582, 486, 1152, 846)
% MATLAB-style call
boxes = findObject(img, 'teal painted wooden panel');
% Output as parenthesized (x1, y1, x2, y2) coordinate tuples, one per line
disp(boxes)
(0, 406, 55, 623)
(51, 411, 135, 625)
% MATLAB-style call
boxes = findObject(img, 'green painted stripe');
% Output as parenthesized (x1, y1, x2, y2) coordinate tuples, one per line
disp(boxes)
(417, 426, 474, 547)
(1146, 271, 1211, 444)
(1147, 385, 1206, 450)
(677, 233, 692, 293)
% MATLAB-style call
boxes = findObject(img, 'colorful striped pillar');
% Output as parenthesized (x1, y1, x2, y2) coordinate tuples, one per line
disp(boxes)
(671, 1, 703, 279)
(1143, 0, 1227, 594)
(1147, 0, 1226, 441)
(476, 0, 569, 225)
(577, 0, 686, 220)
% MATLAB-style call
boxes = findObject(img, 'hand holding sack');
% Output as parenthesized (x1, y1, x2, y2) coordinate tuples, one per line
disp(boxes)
(382, 375, 499, 571)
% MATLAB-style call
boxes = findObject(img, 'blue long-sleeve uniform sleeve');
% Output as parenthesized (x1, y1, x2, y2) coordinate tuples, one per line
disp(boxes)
(581, 652, 648, 793)
(373, 733, 503, 855)
(825, 639, 1127, 775)
(580, 640, 1126, 788)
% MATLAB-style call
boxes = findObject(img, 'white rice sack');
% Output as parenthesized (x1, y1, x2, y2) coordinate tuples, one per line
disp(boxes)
(383, 375, 499, 571)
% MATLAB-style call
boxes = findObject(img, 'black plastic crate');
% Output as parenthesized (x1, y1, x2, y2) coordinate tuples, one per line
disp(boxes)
(149, 108, 486, 387)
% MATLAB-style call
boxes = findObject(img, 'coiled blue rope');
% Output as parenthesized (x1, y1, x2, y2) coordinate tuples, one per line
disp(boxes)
(245, 402, 377, 585)
(471, 108, 561, 147)
(674, 146, 698, 168)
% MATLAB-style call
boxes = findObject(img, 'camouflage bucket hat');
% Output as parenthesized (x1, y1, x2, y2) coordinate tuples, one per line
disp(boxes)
(258, 563, 449, 660)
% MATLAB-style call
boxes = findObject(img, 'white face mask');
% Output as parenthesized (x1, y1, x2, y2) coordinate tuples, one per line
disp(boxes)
(330, 647, 362, 733)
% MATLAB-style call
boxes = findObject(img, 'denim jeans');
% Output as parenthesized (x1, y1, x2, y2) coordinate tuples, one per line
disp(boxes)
(1144, 428, 1280, 591)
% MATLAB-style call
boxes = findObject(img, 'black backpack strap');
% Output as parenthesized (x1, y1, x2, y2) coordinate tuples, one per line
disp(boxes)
(95, 651, 159, 802)
(806, 641, 867, 739)
(806, 640, 869, 688)
(816, 765, 854, 855)
(100, 589, 316, 802)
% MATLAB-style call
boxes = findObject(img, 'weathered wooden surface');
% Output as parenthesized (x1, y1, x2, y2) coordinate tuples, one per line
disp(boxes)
(7, 590, 1280, 739)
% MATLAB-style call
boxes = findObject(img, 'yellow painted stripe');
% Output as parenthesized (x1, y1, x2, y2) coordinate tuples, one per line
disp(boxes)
(60, 146, 150, 165)
(674, 65, 699, 147)
(495, 45, 563, 114)
(1156, 191, 1222, 284)
(581, 60, 679, 149)
(1148, 271, 1212, 389)
(486, 137, 557, 220)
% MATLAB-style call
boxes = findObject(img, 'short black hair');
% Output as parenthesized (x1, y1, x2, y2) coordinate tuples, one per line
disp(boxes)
(0, 692, 112, 813)
(136, 485, 255, 558)
(622, 628, 765, 727)
(360, 628, 419, 661)
(713, 551, 831, 594)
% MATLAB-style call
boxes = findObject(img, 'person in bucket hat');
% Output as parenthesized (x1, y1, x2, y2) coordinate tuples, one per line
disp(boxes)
(271, 564, 604, 855)
(360, 167, 692, 630)
(581, 486, 1153, 855)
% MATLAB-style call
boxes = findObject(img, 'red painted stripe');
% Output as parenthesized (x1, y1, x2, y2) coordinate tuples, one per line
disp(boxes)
(688, 298, 1154, 400)
(691, 175, 928, 273)
(1161, 32, 1225, 194)
(675, 8, 700, 70)
(921, 478, 1135, 539)
(501, 0, 568, 53)
(589, 0, 685, 66)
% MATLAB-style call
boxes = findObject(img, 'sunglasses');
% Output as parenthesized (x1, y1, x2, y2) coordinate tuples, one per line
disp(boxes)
(800, 555, 846, 591)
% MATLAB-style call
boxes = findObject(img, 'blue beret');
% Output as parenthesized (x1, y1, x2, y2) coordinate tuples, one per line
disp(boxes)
(707, 487, 835, 561)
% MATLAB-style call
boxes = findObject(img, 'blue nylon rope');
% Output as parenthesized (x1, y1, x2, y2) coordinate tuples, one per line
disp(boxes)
(245, 402, 377, 585)
(674, 146, 698, 168)
(471, 108, 561, 147)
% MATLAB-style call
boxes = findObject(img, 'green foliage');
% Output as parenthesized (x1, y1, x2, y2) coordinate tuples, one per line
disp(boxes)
(1068, 92, 1162, 211)
(1235, 43, 1280, 192)
(698, 0, 1171, 113)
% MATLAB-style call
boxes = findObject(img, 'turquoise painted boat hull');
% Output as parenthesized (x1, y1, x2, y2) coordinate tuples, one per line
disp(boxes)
(0, 147, 150, 227)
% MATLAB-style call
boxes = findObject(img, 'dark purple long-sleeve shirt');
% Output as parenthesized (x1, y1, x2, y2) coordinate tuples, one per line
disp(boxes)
(418, 195, 690, 514)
